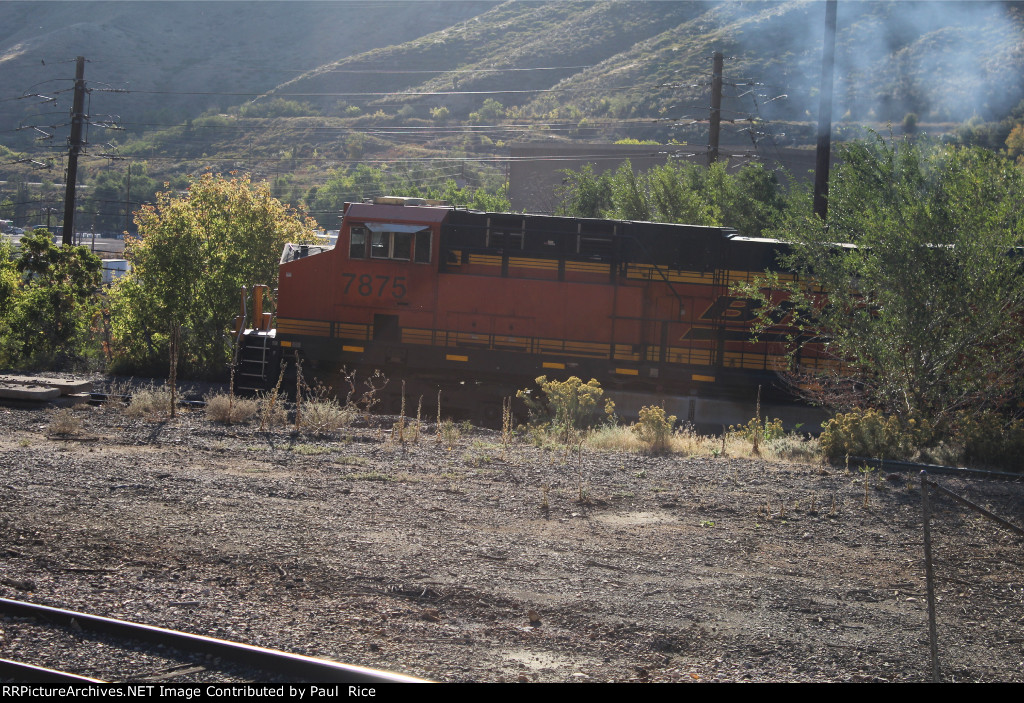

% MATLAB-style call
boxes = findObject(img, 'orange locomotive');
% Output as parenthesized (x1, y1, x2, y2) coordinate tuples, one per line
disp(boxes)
(239, 197, 826, 426)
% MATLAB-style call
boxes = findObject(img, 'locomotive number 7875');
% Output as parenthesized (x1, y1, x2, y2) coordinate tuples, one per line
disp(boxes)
(341, 273, 408, 300)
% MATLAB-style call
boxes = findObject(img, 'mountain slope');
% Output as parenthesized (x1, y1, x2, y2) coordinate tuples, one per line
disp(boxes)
(0, 1, 495, 146)
(261, 1, 712, 116)
(259, 0, 1024, 130)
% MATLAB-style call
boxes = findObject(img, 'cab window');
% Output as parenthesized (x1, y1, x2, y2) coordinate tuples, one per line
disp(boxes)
(350, 226, 368, 258)
(353, 224, 431, 263)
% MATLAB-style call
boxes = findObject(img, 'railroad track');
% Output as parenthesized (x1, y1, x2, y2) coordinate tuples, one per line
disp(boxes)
(0, 598, 425, 684)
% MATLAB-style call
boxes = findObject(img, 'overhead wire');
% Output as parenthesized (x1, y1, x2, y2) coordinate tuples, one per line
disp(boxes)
(3, 52, 800, 221)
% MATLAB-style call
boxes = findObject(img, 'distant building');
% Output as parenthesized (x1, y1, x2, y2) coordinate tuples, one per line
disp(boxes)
(101, 259, 131, 285)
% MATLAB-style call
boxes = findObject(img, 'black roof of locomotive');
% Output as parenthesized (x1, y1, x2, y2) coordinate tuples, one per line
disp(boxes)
(441, 208, 786, 273)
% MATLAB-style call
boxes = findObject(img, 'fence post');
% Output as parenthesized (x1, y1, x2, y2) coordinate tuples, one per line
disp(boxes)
(920, 471, 940, 682)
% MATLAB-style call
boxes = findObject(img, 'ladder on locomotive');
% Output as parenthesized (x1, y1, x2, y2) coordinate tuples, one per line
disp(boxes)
(233, 285, 276, 393)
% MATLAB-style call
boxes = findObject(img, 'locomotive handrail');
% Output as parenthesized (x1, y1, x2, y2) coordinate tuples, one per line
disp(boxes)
(234, 284, 248, 344)
(614, 232, 688, 308)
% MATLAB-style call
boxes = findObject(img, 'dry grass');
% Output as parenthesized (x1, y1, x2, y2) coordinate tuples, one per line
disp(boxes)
(47, 408, 83, 436)
(673, 425, 730, 456)
(586, 424, 722, 455)
(125, 385, 174, 419)
(204, 392, 259, 425)
(297, 397, 356, 436)
(97, 379, 132, 415)
(585, 423, 824, 463)
(258, 391, 289, 429)
(765, 434, 822, 463)
(585, 424, 646, 452)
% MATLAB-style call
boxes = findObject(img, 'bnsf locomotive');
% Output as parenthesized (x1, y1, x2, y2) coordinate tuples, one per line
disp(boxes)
(237, 197, 829, 428)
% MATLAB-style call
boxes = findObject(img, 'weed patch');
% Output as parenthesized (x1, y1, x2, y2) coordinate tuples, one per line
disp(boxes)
(518, 375, 604, 442)
(297, 397, 356, 436)
(205, 392, 258, 425)
(125, 384, 174, 419)
(633, 405, 676, 453)
(48, 408, 84, 436)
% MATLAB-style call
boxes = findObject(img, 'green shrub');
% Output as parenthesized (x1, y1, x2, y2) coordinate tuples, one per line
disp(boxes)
(517, 376, 604, 442)
(633, 405, 677, 453)
(819, 408, 931, 460)
(729, 416, 785, 445)
(438, 418, 461, 449)
(958, 412, 1024, 470)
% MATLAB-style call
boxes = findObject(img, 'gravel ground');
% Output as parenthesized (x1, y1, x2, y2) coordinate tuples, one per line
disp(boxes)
(1, 395, 1022, 683)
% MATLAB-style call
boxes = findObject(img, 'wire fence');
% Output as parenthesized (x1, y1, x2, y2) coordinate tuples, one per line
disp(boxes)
(920, 472, 1024, 682)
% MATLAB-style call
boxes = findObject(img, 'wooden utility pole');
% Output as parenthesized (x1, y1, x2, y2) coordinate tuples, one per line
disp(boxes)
(124, 163, 132, 235)
(62, 56, 86, 246)
(813, 1, 837, 221)
(708, 51, 724, 165)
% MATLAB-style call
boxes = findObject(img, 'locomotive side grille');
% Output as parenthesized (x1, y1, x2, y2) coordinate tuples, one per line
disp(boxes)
(277, 318, 330, 337)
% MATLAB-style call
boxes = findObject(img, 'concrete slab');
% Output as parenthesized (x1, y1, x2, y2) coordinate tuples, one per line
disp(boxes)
(0, 383, 62, 401)
(0, 375, 94, 395)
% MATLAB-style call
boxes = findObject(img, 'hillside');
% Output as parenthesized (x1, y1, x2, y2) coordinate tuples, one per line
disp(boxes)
(2, 1, 1024, 229)
(0, 0, 495, 146)
(4, 1, 1021, 145)
(259, 1, 1024, 130)
(262, 1, 711, 117)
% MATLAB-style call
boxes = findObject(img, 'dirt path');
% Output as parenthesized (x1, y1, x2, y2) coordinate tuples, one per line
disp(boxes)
(1, 403, 1021, 682)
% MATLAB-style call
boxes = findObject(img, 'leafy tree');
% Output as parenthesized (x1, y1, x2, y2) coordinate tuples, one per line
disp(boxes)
(0, 195, 14, 221)
(307, 164, 509, 227)
(741, 135, 1024, 429)
(0, 239, 20, 336)
(419, 179, 510, 212)
(469, 98, 506, 123)
(951, 100, 1024, 152)
(647, 161, 717, 225)
(1005, 123, 1024, 163)
(555, 164, 613, 219)
(556, 160, 786, 236)
(81, 164, 159, 235)
(609, 161, 650, 221)
(0, 229, 102, 369)
(110, 174, 318, 377)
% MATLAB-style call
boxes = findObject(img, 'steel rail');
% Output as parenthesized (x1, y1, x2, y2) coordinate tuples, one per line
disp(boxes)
(0, 598, 426, 683)
(0, 657, 105, 683)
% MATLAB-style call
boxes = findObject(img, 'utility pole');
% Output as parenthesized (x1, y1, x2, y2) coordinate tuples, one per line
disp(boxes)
(124, 163, 132, 235)
(708, 51, 723, 166)
(62, 56, 86, 247)
(813, 1, 837, 221)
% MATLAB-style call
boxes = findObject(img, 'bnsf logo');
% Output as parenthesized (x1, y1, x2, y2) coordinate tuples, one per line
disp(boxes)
(700, 296, 759, 322)
(699, 296, 793, 324)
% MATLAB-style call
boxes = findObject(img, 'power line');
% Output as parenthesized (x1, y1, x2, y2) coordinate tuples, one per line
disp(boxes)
(126, 86, 633, 98)
(83, 59, 594, 75)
